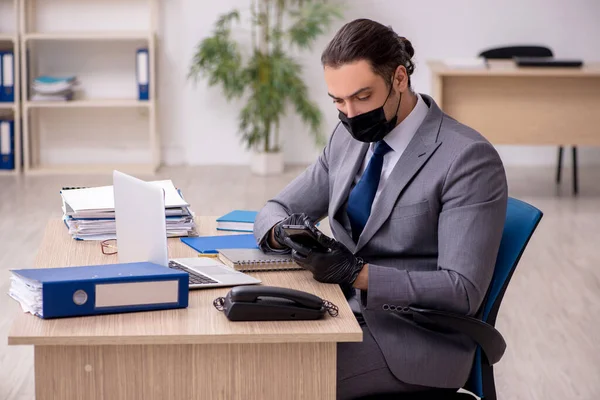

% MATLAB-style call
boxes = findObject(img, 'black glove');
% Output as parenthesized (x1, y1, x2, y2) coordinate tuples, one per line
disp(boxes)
(283, 224, 365, 287)
(271, 213, 315, 250)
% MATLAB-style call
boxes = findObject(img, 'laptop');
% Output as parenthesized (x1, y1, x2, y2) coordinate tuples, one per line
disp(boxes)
(112, 170, 262, 289)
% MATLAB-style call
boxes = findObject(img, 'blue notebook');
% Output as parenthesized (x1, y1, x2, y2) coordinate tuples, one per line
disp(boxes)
(216, 210, 258, 232)
(8, 262, 189, 319)
(181, 234, 258, 254)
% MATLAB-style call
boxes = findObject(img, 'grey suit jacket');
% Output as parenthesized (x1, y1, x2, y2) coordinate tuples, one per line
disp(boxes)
(253, 94, 508, 389)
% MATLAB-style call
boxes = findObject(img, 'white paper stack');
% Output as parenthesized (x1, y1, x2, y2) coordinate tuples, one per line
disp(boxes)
(31, 75, 78, 101)
(61, 180, 197, 240)
(8, 273, 43, 316)
(442, 57, 487, 69)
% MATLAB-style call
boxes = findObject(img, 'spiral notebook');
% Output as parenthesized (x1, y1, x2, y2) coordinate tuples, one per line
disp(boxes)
(216, 249, 302, 272)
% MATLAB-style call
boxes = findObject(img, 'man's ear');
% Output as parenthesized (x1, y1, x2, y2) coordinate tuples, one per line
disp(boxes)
(394, 65, 408, 92)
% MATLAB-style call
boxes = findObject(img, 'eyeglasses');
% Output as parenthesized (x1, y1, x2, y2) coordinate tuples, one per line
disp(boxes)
(101, 239, 118, 255)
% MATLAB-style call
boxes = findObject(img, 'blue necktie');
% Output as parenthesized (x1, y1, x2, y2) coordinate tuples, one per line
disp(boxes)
(347, 140, 393, 242)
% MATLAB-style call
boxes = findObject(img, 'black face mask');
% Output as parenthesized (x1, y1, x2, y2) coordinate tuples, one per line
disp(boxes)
(338, 83, 402, 143)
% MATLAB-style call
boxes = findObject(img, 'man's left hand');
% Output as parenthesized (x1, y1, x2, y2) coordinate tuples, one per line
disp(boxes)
(283, 230, 365, 287)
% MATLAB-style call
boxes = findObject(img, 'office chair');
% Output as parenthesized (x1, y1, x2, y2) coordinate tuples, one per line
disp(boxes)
(355, 197, 544, 400)
(478, 45, 578, 195)
(478, 45, 553, 59)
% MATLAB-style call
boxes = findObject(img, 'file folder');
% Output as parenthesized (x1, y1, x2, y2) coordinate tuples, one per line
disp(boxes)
(136, 48, 149, 100)
(0, 51, 3, 101)
(181, 234, 259, 254)
(0, 119, 14, 170)
(1, 51, 14, 102)
(8, 262, 189, 319)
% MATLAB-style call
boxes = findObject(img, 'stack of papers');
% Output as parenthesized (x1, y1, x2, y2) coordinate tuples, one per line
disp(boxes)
(8, 272, 43, 317)
(31, 75, 78, 101)
(61, 180, 197, 240)
(442, 57, 487, 69)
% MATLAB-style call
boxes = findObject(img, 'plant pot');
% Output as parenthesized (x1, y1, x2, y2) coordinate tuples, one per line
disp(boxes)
(251, 151, 284, 176)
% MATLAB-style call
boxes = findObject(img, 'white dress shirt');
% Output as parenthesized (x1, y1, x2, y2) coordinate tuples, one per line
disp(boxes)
(354, 93, 430, 209)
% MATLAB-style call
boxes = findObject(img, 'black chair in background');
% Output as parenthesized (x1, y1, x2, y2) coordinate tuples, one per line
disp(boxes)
(479, 45, 553, 59)
(478, 45, 578, 195)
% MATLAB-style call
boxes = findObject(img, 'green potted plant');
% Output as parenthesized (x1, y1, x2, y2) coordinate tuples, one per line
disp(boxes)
(188, 0, 342, 175)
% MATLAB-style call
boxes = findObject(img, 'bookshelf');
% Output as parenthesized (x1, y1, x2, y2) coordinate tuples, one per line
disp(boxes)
(23, 31, 151, 41)
(19, 0, 159, 175)
(0, 33, 17, 41)
(25, 99, 152, 109)
(0, 0, 20, 175)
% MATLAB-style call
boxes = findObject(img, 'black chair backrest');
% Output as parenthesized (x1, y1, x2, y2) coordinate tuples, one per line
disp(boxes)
(479, 45, 553, 59)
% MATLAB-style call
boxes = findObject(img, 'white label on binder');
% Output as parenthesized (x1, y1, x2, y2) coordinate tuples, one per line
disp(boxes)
(95, 280, 179, 308)
(2, 53, 13, 86)
(137, 51, 149, 85)
(0, 122, 9, 155)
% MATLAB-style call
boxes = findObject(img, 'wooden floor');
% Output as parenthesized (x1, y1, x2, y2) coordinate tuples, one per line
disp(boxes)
(1, 165, 599, 400)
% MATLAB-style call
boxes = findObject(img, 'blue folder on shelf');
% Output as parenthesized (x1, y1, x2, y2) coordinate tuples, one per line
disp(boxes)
(0, 119, 14, 170)
(181, 234, 258, 254)
(8, 262, 189, 319)
(1, 51, 14, 102)
(136, 48, 149, 100)
(0, 51, 3, 101)
(216, 210, 258, 232)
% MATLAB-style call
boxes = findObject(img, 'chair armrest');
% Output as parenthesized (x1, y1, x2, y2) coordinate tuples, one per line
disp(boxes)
(408, 307, 506, 365)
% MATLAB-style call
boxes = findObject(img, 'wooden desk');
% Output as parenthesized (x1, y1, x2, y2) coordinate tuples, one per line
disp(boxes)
(429, 60, 600, 146)
(429, 60, 600, 194)
(7, 218, 362, 400)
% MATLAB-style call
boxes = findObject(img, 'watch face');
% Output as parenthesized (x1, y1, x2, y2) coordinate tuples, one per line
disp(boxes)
(73, 290, 88, 306)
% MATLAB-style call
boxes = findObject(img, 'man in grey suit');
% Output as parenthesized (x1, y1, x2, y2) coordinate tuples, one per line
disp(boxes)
(253, 18, 508, 400)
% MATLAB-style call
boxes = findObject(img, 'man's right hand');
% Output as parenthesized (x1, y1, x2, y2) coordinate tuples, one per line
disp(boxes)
(269, 213, 312, 249)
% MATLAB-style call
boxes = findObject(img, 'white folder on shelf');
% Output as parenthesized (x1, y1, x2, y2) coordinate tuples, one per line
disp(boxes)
(2, 52, 14, 102)
(0, 52, 3, 101)
(136, 48, 149, 100)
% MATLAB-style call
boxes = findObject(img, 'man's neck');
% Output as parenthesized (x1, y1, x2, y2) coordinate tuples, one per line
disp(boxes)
(395, 91, 418, 127)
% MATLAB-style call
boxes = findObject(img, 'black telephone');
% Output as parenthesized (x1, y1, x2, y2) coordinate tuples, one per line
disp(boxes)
(213, 286, 339, 321)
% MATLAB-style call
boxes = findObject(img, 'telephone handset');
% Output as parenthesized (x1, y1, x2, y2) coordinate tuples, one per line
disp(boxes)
(213, 286, 339, 321)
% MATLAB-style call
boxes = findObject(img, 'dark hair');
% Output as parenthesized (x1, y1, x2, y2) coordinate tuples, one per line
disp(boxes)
(321, 19, 415, 87)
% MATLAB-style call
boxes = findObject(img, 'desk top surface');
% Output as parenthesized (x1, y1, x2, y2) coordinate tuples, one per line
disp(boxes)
(428, 59, 600, 77)
(8, 218, 362, 346)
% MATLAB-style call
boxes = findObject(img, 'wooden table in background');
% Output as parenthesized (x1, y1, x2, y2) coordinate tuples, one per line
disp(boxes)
(429, 60, 600, 194)
(7, 217, 362, 400)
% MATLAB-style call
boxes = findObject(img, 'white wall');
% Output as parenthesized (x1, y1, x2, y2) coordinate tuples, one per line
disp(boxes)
(0, 1, 17, 34)
(160, 0, 600, 167)
(25, 0, 600, 167)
